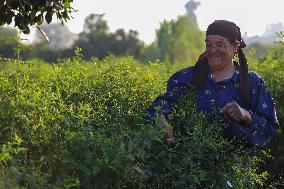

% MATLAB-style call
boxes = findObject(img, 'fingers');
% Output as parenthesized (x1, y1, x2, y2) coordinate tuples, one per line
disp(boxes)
(226, 106, 235, 115)
(220, 101, 234, 114)
(230, 112, 240, 121)
(226, 107, 240, 121)
(220, 101, 241, 121)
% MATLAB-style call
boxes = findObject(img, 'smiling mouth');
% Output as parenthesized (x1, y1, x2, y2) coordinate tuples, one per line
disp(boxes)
(209, 55, 222, 60)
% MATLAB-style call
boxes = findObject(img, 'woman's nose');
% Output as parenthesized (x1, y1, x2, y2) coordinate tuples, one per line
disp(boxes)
(206, 46, 218, 53)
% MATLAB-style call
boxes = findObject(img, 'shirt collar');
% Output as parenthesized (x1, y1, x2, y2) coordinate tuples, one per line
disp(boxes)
(208, 61, 240, 84)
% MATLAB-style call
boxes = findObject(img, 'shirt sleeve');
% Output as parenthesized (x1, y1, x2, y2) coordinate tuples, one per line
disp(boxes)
(236, 74, 279, 146)
(146, 67, 193, 121)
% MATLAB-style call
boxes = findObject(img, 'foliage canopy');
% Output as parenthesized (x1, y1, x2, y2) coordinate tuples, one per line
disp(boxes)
(0, 0, 74, 34)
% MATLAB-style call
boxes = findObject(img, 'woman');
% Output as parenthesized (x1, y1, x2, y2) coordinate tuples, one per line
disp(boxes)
(147, 20, 279, 146)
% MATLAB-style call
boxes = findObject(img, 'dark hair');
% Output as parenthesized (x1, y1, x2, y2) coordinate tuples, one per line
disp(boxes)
(193, 20, 250, 106)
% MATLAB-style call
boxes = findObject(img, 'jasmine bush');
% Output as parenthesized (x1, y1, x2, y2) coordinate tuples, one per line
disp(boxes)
(0, 56, 278, 188)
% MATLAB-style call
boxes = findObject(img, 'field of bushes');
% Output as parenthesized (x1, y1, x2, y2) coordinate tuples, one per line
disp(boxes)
(0, 44, 283, 188)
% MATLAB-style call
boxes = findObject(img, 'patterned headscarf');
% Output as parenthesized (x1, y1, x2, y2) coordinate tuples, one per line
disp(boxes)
(206, 20, 246, 48)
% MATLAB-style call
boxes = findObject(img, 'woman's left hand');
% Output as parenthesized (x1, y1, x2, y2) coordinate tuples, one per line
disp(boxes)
(220, 101, 252, 126)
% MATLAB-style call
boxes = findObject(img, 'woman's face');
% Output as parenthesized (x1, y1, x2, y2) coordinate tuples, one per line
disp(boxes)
(205, 35, 239, 70)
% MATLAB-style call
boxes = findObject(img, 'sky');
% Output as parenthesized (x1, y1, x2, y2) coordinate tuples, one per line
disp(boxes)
(26, 0, 284, 44)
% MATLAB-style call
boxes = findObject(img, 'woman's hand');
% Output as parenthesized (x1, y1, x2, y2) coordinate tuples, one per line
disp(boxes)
(156, 114, 174, 144)
(220, 101, 252, 126)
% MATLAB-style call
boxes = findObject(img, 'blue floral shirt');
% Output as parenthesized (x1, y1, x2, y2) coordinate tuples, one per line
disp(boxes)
(147, 65, 279, 146)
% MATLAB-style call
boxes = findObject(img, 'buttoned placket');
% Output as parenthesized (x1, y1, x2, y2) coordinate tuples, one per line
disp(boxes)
(207, 67, 240, 111)
(207, 74, 220, 111)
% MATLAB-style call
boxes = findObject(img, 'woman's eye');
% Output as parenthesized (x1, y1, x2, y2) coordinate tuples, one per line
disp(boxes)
(205, 42, 225, 48)
(216, 43, 224, 47)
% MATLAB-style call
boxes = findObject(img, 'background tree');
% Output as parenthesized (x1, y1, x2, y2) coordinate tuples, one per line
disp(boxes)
(141, 3, 204, 68)
(156, 12, 204, 65)
(0, 26, 19, 58)
(74, 14, 144, 60)
(109, 29, 144, 58)
(0, 0, 74, 34)
(157, 20, 174, 63)
(139, 42, 160, 63)
(75, 14, 111, 60)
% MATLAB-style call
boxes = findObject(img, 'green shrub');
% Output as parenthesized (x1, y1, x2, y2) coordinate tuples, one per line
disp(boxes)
(0, 56, 276, 188)
(248, 41, 284, 188)
(133, 91, 267, 188)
